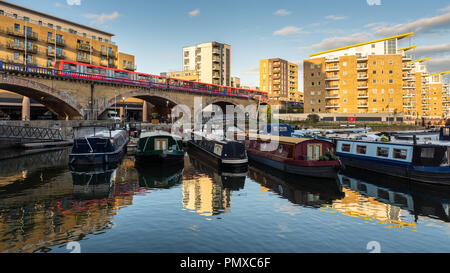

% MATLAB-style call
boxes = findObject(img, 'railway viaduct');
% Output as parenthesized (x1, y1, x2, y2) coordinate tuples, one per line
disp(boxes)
(0, 68, 257, 121)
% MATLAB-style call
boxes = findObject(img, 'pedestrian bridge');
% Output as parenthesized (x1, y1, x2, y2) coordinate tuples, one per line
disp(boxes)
(0, 62, 266, 120)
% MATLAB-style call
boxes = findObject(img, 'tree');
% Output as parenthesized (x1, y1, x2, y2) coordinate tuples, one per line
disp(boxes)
(306, 114, 320, 124)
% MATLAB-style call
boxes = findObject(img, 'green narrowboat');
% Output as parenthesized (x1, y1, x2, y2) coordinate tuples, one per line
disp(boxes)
(135, 131, 185, 165)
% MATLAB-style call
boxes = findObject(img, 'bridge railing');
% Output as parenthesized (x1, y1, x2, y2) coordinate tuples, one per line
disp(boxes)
(0, 124, 63, 142)
(0, 61, 267, 100)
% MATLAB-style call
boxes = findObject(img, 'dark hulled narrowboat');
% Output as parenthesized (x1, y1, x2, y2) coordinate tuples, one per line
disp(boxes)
(244, 134, 340, 178)
(69, 126, 129, 166)
(187, 132, 248, 172)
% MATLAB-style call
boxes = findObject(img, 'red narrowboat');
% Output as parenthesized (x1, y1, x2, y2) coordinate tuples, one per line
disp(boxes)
(244, 134, 341, 179)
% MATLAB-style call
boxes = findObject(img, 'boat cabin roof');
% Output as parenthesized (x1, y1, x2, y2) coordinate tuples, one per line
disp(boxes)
(140, 131, 182, 140)
(73, 126, 125, 139)
(247, 133, 317, 144)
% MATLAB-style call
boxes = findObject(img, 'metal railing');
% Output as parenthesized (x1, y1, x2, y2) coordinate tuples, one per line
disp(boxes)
(0, 124, 63, 142)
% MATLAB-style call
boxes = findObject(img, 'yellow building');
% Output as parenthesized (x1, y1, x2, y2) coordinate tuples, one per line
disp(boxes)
(260, 58, 299, 102)
(303, 33, 414, 115)
(182, 41, 231, 86)
(0, 0, 136, 119)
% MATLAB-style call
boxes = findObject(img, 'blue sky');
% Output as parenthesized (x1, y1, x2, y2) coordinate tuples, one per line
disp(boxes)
(9, 0, 450, 88)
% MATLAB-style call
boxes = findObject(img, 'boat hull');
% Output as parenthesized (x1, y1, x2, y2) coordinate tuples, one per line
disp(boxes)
(69, 148, 126, 166)
(187, 141, 248, 173)
(339, 155, 450, 186)
(248, 152, 339, 179)
(135, 151, 185, 166)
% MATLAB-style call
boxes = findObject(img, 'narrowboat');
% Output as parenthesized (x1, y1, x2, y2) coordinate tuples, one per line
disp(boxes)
(244, 134, 341, 178)
(262, 123, 294, 137)
(187, 132, 248, 172)
(336, 139, 450, 185)
(135, 131, 185, 165)
(71, 164, 118, 199)
(69, 126, 129, 166)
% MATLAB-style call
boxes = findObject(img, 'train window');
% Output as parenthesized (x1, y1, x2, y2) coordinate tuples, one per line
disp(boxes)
(356, 145, 366, 155)
(393, 149, 407, 160)
(377, 147, 389, 157)
(341, 144, 351, 152)
(87, 67, 93, 73)
(63, 63, 70, 70)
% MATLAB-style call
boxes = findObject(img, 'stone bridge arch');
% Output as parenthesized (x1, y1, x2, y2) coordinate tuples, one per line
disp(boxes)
(0, 75, 83, 119)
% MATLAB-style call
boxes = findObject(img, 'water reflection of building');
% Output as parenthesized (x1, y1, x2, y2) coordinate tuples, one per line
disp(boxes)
(0, 156, 141, 253)
(248, 164, 344, 207)
(181, 153, 246, 216)
(331, 172, 450, 228)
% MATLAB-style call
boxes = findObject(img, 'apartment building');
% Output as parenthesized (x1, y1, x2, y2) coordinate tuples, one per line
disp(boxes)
(0, 0, 135, 119)
(303, 33, 414, 116)
(260, 58, 299, 102)
(182, 41, 231, 86)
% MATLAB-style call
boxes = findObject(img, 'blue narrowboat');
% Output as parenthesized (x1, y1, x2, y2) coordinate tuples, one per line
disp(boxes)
(69, 126, 129, 166)
(262, 123, 294, 137)
(336, 139, 450, 185)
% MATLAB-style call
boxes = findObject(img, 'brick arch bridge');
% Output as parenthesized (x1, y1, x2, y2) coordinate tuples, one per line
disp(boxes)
(0, 69, 256, 121)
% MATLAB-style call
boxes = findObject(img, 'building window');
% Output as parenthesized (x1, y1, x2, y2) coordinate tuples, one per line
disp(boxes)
(373, 80, 377, 84)
(393, 149, 408, 160)
(373, 70, 376, 75)
(389, 70, 393, 74)
(356, 145, 367, 154)
(99, 37, 103, 42)
(23, 17, 29, 22)
(14, 24, 20, 32)
(48, 23, 53, 28)
(14, 52, 20, 60)
(389, 79, 393, 84)
(310, 64, 315, 69)
(0, 10, 4, 15)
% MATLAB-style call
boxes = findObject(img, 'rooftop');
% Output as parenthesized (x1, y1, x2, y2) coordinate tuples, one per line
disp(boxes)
(309, 32, 414, 57)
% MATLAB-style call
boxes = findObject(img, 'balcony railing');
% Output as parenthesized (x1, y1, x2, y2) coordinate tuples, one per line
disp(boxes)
(357, 74, 368, 80)
(403, 85, 416, 89)
(358, 104, 369, 108)
(357, 85, 368, 89)
(47, 38, 66, 47)
(325, 57, 339, 63)
(325, 85, 339, 90)
(325, 95, 340, 99)
(357, 56, 368, 62)
(357, 65, 368, 70)
(76, 56, 90, 63)
(6, 28, 38, 40)
(325, 66, 339, 72)
(325, 76, 339, 81)
(325, 103, 340, 108)
(6, 42, 38, 53)
(100, 50, 116, 57)
(358, 93, 369, 98)
(47, 49, 65, 59)
(212, 57, 221, 63)
(77, 44, 91, 52)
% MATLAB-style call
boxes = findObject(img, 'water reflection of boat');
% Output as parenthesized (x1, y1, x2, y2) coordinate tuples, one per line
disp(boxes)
(187, 149, 247, 191)
(135, 164, 184, 189)
(248, 161, 344, 207)
(70, 164, 119, 199)
(338, 169, 450, 223)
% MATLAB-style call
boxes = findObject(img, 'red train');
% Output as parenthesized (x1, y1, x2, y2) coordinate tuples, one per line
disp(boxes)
(54, 60, 268, 99)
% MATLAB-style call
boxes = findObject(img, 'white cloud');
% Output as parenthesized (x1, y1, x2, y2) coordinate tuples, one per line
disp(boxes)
(415, 43, 450, 57)
(440, 5, 450, 13)
(188, 9, 200, 17)
(84, 11, 120, 25)
(427, 57, 450, 74)
(300, 32, 372, 51)
(325, 15, 348, 21)
(372, 12, 450, 36)
(273, 26, 302, 36)
(274, 9, 292, 16)
(367, 0, 381, 6)
(241, 66, 259, 75)
(66, 0, 81, 6)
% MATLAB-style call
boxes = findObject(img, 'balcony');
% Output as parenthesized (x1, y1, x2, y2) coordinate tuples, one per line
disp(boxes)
(77, 56, 90, 63)
(402, 94, 414, 99)
(325, 93, 340, 99)
(357, 85, 368, 89)
(273, 62, 281, 68)
(6, 42, 38, 54)
(403, 85, 416, 89)
(325, 57, 339, 63)
(6, 28, 38, 40)
(212, 57, 221, 63)
(100, 50, 116, 58)
(357, 65, 368, 71)
(47, 49, 66, 59)
(212, 65, 220, 70)
(124, 64, 136, 71)
(358, 93, 369, 99)
(325, 66, 339, 72)
(77, 44, 91, 52)
(357, 74, 368, 80)
(357, 56, 368, 62)
(402, 56, 413, 62)
(358, 104, 369, 108)
(325, 76, 339, 81)
(402, 65, 413, 70)
(325, 85, 339, 90)
(212, 48, 221, 55)
(213, 73, 220, 79)
(325, 103, 340, 108)
(47, 38, 66, 47)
